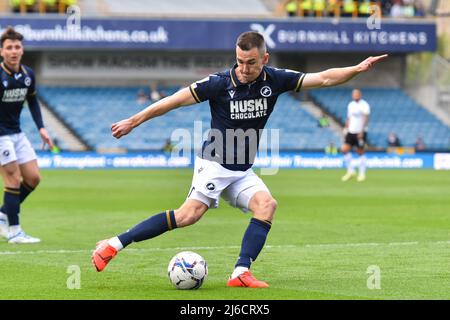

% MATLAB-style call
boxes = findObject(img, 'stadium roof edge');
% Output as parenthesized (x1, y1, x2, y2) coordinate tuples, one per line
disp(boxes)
(0, 14, 438, 25)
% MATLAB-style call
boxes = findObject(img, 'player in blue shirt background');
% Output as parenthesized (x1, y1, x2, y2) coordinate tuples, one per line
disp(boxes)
(0, 27, 54, 244)
(92, 31, 387, 287)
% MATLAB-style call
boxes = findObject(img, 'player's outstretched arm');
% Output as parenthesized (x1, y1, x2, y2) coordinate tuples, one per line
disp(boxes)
(111, 87, 197, 139)
(301, 54, 388, 89)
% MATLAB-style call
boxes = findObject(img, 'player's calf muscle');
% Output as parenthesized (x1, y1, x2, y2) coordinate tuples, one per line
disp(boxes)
(174, 211, 202, 227)
(174, 204, 207, 227)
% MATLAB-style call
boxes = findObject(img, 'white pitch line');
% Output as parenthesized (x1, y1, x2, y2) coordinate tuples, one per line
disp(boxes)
(0, 249, 86, 255)
(388, 241, 419, 246)
(0, 245, 291, 255)
(0, 240, 449, 256)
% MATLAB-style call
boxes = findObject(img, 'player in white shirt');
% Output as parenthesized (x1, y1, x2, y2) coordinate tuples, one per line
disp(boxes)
(341, 89, 370, 182)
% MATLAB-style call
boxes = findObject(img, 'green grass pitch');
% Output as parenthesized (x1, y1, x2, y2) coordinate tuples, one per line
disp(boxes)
(0, 169, 449, 300)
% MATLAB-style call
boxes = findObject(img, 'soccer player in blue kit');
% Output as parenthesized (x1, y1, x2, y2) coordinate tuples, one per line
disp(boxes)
(92, 31, 387, 287)
(0, 27, 54, 243)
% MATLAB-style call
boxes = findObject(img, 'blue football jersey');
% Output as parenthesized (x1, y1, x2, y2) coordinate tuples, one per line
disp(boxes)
(190, 64, 305, 171)
(0, 62, 44, 136)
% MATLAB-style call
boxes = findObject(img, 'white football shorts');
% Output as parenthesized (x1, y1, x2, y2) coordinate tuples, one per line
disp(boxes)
(187, 156, 270, 213)
(0, 133, 37, 166)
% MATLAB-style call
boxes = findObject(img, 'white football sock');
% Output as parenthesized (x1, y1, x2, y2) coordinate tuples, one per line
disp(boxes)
(344, 153, 354, 173)
(0, 212, 8, 226)
(359, 155, 367, 176)
(108, 236, 124, 251)
(0, 212, 7, 222)
(231, 266, 249, 279)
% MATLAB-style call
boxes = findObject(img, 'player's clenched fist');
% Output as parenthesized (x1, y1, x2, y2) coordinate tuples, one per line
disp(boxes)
(111, 119, 134, 138)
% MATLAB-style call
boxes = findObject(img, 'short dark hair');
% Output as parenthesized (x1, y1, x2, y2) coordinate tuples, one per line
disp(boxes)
(1, 26, 23, 47)
(236, 31, 266, 53)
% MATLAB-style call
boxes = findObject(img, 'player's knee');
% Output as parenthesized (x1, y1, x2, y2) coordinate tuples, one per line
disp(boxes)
(341, 145, 350, 154)
(268, 198, 278, 213)
(253, 198, 277, 221)
(25, 174, 41, 188)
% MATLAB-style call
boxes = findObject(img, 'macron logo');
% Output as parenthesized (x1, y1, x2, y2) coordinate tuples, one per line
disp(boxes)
(228, 90, 236, 99)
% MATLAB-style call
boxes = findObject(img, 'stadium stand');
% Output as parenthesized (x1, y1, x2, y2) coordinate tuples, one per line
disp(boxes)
(37, 86, 206, 151)
(24, 84, 449, 152)
(3, 0, 432, 18)
(34, 86, 341, 152)
(277, 0, 428, 18)
(310, 87, 450, 150)
(6, 0, 77, 14)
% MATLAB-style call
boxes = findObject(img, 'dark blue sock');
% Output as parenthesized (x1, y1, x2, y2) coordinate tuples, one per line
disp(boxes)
(1, 182, 34, 213)
(18, 182, 34, 203)
(235, 218, 272, 269)
(3, 188, 21, 226)
(118, 210, 177, 248)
